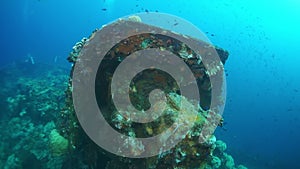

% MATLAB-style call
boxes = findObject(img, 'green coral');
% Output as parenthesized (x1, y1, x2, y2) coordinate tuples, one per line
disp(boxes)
(237, 165, 248, 169)
(204, 139, 248, 169)
(210, 156, 221, 168)
(224, 153, 235, 168)
(0, 63, 69, 168)
(4, 154, 22, 169)
(49, 129, 69, 156)
(215, 140, 227, 152)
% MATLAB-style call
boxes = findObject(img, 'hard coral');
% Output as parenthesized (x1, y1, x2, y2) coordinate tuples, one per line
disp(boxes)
(49, 129, 69, 156)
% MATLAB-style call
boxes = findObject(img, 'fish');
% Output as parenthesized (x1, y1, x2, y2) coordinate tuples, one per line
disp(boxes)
(102, 8, 107, 11)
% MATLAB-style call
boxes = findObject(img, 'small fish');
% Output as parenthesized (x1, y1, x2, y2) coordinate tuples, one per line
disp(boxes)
(145, 9, 149, 13)
(101, 8, 107, 11)
(173, 23, 179, 26)
(221, 127, 228, 131)
(220, 121, 227, 131)
(271, 54, 275, 58)
(54, 56, 58, 63)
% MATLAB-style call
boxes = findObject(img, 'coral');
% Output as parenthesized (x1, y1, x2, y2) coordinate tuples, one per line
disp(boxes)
(4, 154, 22, 169)
(237, 165, 248, 169)
(224, 153, 235, 169)
(202, 139, 248, 169)
(215, 140, 227, 152)
(204, 139, 248, 169)
(49, 129, 69, 156)
(1, 117, 59, 167)
(0, 63, 69, 168)
(210, 156, 221, 168)
(67, 37, 88, 63)
(205, 135, 217, 149)
(0, 142, 5, 169)
(1, 62, 68, 122)
(127, 15, 142, 22)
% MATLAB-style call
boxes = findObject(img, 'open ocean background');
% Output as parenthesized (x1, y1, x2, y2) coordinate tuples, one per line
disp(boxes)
(1, 0, 299, 168)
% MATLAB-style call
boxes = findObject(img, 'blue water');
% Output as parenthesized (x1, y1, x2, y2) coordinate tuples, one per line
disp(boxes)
(1, 0, 300, 168)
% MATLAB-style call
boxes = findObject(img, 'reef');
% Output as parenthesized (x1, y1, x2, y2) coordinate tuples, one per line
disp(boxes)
(0, 62, 69, 169)
(0, 19, 248, 169)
